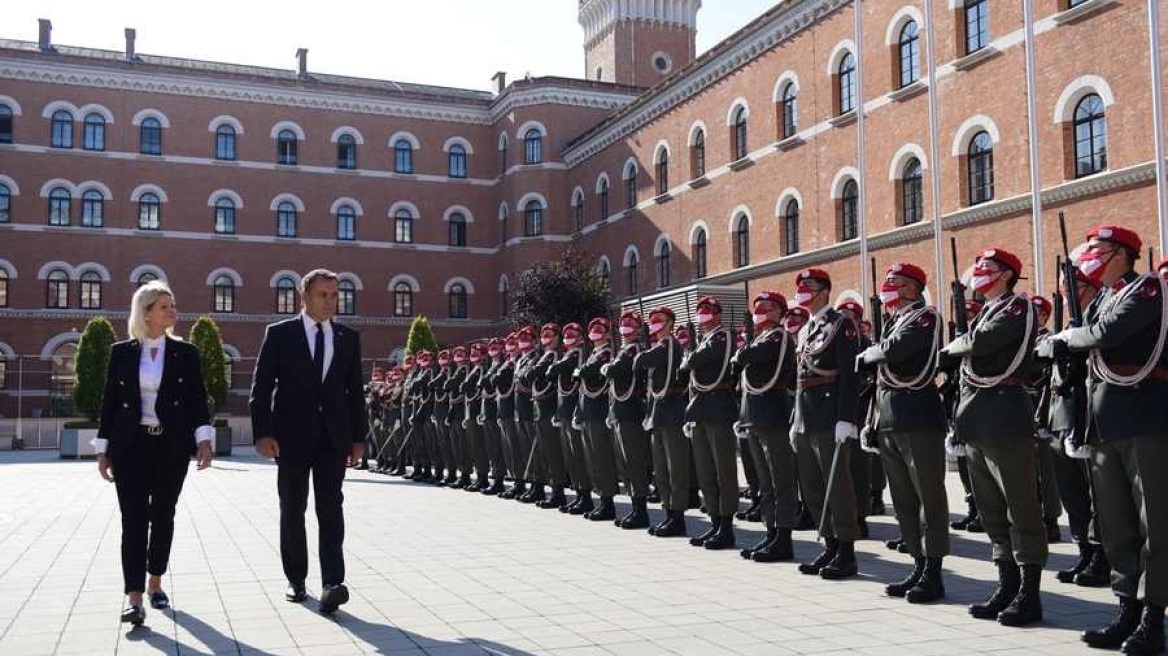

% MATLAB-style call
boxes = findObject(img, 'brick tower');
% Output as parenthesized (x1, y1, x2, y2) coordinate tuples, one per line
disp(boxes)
(579, 0, 701, 87)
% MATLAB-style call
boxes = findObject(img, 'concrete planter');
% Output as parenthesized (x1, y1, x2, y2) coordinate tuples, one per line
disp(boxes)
(60, 428, 100, 459)
(214, 426, 233, 456)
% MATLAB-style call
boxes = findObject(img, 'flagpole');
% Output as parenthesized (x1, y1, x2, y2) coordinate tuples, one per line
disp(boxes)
(1023, 0, 1045, 292)
(923, 0, 946, 326)
(1148, 0, 1168, 254)
(855, 0, 870, 300)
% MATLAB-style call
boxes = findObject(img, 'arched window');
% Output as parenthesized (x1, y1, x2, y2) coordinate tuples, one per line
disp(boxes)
(838, 52, 857, 115)
(656, 150, 670, 195)
(449, 283, 468, 319)
(277, 129, 298, 165)
(523, 200, 543, 237)
(275, 277, 297, 314)
(0, 104, 13, 144)
(523, 128, 543, 165)
(138, 192, 161, 230)
(692, 128, 706, 178)
(336, 205, 356, 241)
(572, 192, 585, 232)
(840, 180, 859, 241)
(964, 0, 990, 54)
(393, 282, 414, 317)
(448, 212, 467, 247)
(140, 117, 162, 155)
(394, 209, 414, 243)
(0, 269, 8, 307)
(656, 241, 671, 288)
(500, 278, 510, 318)
(79, 271, 103, 309)
(214, 197, 236, 234)
(898, 21, 921, 88)
(780, 83, 798, 139)
(50, 341, 78, 396)
(597, 178, 610, 220)
(276, 201, 298, 237)
(0, 183, 10, 223)
(82, 113, 105, 151)
(1074, 94, 1107, 178)
(46, 269, 69, 308)
(734, 214, 751, 267)
(337, 134, 357, 170)
(213, 275, 236, 313)
(782, 200, 800, 255)
(732, 106, 749, 161)
(624, 164, 638, 209)
(968, 131, 995, 205)
(81, 190, 104, 227)
(337, 280, 356, 316)
(215, 124, 237, 160)
(498, 136, 508, 173)
(598, 259, 611, 289)
(50, 109, 73, 148)
(48, 187, 71, 226)
(901, 158, 924, 225)
(394, 139, 414, 174)
(625, 251, 639, 297)
(693, 229, 708, 279)
(448, 144, 467, 178)
(136, 271, 158, 287)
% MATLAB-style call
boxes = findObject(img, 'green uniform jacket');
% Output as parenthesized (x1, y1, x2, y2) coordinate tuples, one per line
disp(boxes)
(862, 301, 946, 433)
(1063, 271, 1168, 441)
(478, 361, 499, 421)
(681, 326, 737, 423)
(527, 349, 559, 421)
(550, 348, 585, 420)
(491, 358, 515, 420)
(735, 326, 796, 429)
(606, 343, 646, 422)
(431, 368, 450, 422)
(514, 351, 538, 421)
(793, 307, 860, 433)
(634, 336, 687, 429)
(407, 367, 435, 424)
(578, 346, 613, 421)
(945, 292, 1038, 442)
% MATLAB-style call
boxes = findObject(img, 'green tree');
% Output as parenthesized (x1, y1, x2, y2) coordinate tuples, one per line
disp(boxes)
(73, 316, 117, 422)
(510, 247, 611, 328)
(405, 315, 440, 355)
(189, 316, 229, 413)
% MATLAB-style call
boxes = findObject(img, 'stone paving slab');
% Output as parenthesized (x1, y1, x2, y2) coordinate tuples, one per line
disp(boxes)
(0, 448, 1116, 655)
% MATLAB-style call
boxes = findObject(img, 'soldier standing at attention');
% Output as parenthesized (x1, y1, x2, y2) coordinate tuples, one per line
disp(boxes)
(939, 247, 1045, 627)
(446, 346, 473, 489)
(407, 351, 437, 483)
(1026, 296, 1065, 543)
(605, 311, 651, 529)
(790, 268, 861, 580)
(495, 333, 529, 500)
(514, 327, 547, 505)
(551, 323, 593, 516)
(735, 291, 797, 562)
(529, 324, 571, 509)
(635, 307, 690, 538)
(838, 299, 875, 539)
(1049, 226, 1167, 654)
(857, 263, 948, 603)
(682, 297, 740, 550)
(576, 318, 619, 522)
(431, 350, 455, 486)
(477, 340, 507, 496)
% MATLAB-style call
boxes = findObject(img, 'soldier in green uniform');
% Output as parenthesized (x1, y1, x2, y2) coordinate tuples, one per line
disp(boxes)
(735, 291, 797, 562)
(551, 323, 593, 515)
(477, 340, 507, 496)
(838, 299, 876, 539)
(458, 344, 490, 492)
(635, 307, 690, 538)
(575, 318, 619, 522)
(1048, 226, 1167, 654)
(790, 268, 861, 580)
(391, 354, 417, 477)
(431, 350, 456, 486)
(407, 350, 437, 483)
(528, 324, 571, 509)
(495, 333, 530, 500)
(514, 327, 547, 504)
(939, 247, 1045, 627)
(1025, 296, 1065, 543)
(605, 311, 651, 529)
(682, 296, 740, 550)
(446, 346, 474, 489)
(858, 262, 948, 603)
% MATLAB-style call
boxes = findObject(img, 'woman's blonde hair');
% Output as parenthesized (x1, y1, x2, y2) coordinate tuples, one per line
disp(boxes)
(128, 281, 177, 341)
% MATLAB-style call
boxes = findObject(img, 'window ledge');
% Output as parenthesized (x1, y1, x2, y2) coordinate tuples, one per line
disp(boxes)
(952, 45, 1000, 72)
(1054, 0, 1114, 24)
(212, 233, 239, 240)
(653, 192, 674, 204)
(728, 157, 755, 172)
(889, 81, 927, 103)
(829, 111, 857, 128)
(775, 135, 805, 152)
(687, 175, 711, 189)
(212, 159, 239, 166)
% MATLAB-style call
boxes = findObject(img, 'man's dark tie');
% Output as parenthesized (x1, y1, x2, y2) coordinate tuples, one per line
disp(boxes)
(314, 322, 325, 382)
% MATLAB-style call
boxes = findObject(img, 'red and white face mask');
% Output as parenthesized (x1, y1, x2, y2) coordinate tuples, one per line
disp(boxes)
(970, 264, 1001, 295)
(879, 281, 903, 307)
(648, 320, 668, 336)
(793, 284, 820, 308)
(752, 311, 770, 326)
(438, 356, 450, 367)
(540, 335, 553, 347)
(563, 334, 580, 348)
(695, 310, 717, 326)
(419, 357, 433, 368)
(505, 342, 518, 355)
(588, 329, 606, 343)
(518, 339, 532, 351)
(619, 323, 637, 336)
(488, 346, 501, 358)
(1078, 250, 1115, 285)
(453, 353, 466, 364)
(469, 352, 481, 364)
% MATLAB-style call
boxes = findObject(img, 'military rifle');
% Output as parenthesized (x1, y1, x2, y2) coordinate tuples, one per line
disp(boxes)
(684, 290, 697, 353)
(1052, 256, 1065, 333)
(950, 237, 970, 337)
(868, 257, 883, 338)
(1058, 211, 1089, 451)
(742, 281, 754, 344)
(636, 294, 651, 348)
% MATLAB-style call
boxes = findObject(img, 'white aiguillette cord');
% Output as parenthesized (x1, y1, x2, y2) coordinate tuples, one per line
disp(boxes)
(1090, 274, 1168, 386)
(741, 328, 788, 395)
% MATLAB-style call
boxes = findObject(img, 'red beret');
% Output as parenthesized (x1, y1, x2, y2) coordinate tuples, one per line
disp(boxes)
(437, 349, 450, 357)
(588, 317, 609, 332)
(887, 262, 928, 287)
(836, 299, 864, 319)
(619, 310, 642, 324)
(796, 268, 831, 286)
(696, 295, 722, 312)
(563, 322, 583, 334)
(1030, 295, 1052, 315)
(753, 291, 788, 310)
(648, 306, 676, 321)
(540, 322, 561, 334)
(787, 306, 809, 319)
(976, 248, 1023, 276)
(1158, 257, 1168, 272)
(519, 326, 536, 337)
(489, 337, 504, 346)
(1088, 225, 1143, 253)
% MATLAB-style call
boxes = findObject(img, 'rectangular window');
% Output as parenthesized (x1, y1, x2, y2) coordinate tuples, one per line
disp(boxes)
(83, 122, 105, 151)
(79, 280, 102, 309)
(216, 133, 236, 161)
(0, 111, 12, 144)
(215, 206, 236, 234)
(449, 221, 467, 247)
(965, 0, 989, 54)
(140, 125, 162, 155)
(47, 280, 68, 308)
(51, 120, 73, 149)
(82, 198, 104, 228)
(395, 218, 413, 243)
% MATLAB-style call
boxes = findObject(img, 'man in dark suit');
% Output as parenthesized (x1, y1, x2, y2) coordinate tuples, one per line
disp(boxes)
(250, 269, 365, 615)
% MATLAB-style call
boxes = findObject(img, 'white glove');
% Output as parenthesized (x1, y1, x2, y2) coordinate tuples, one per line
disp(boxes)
(1037, 428, 1055, 442)
(600, 364, 611, 376)
(683, 421, 695, 438)
(945, 431, 967, 458)
(476, 416, 485, 426)
(1064, 435, 1091, 460)
(605, 416, 616, 430)
(834, 421, 857, 444)
(859, 427, 880, 454)
(789, 425, 800, 448)
(860, 345, 883, 364)
(732, 421, 749, 439)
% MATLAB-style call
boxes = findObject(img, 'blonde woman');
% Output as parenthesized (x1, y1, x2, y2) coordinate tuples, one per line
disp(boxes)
(94, 281, 213, 625)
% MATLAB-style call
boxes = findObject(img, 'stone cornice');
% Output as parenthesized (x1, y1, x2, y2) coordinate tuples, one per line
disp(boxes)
(0, 307, 501, 329)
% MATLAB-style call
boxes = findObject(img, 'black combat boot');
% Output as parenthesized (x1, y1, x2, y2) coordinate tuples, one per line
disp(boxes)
(1083, 597, 1143, 649)
(795, 502, 815, 531)
(569, 491, 594, 516)
(1120, 603, 1165, 655)
(483, 480, 504, 496)
(688, 488, 702, 510)
(520, 483, 544, 504)
(1058, 542, 1094, 584)
(654, 510, 688, 538)
(588, 496, 616, 521)
(752, 528, 794, 562)
(970, 560, 1021, 620)
(951, 497, 979, 530)
(858, 518, 870, 540)
(502, 480, 524, 500)
(870, 491, 886, 516)
(885, 537, 904, 551)
(538, 486, 567, 509)
(689, 517, 720, 547)
(799, 538, 838, 575)
(886, 557, 926, 598)
(906, 557, 946, 604)
(620, 497, 650, 530)
(703, 516, 736, 550)
(741, 528, 776, 560)
(1075, 546, 1111, 588)
(559, 492, 581, 514)
(820, 541, 858, 580)
(735, 495, 759, 521)
(1044, 517, 1062, 544)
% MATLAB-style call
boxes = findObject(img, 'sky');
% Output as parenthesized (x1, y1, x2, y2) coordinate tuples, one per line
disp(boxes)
(7, 1, 781, 91)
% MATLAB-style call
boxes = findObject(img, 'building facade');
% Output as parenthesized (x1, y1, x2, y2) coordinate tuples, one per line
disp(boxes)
(1, 0, 1165, 417)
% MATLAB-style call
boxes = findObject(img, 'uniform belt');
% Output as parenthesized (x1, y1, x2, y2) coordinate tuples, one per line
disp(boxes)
(667, 386, 689, 395)
(798, 375, 837, 390)
(1107, 365, 1168, 382)
(994, 376, 1027, 387)
(141, 424, 164, 436)
(695, 384, 734, 392)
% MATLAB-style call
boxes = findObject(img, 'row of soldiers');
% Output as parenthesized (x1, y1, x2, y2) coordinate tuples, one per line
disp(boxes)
(363, 224, 1168, 655)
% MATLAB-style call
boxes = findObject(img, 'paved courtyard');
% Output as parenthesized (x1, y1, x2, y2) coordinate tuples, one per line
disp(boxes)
(0, 448, 1118, 655)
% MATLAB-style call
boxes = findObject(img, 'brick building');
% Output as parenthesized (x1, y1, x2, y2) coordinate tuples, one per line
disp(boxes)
(1, 0, 1165, 417)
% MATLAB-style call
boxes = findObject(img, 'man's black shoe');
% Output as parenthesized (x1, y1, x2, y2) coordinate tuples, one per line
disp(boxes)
(286, 584, 307, 603)
(319, 584, 349, 615)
